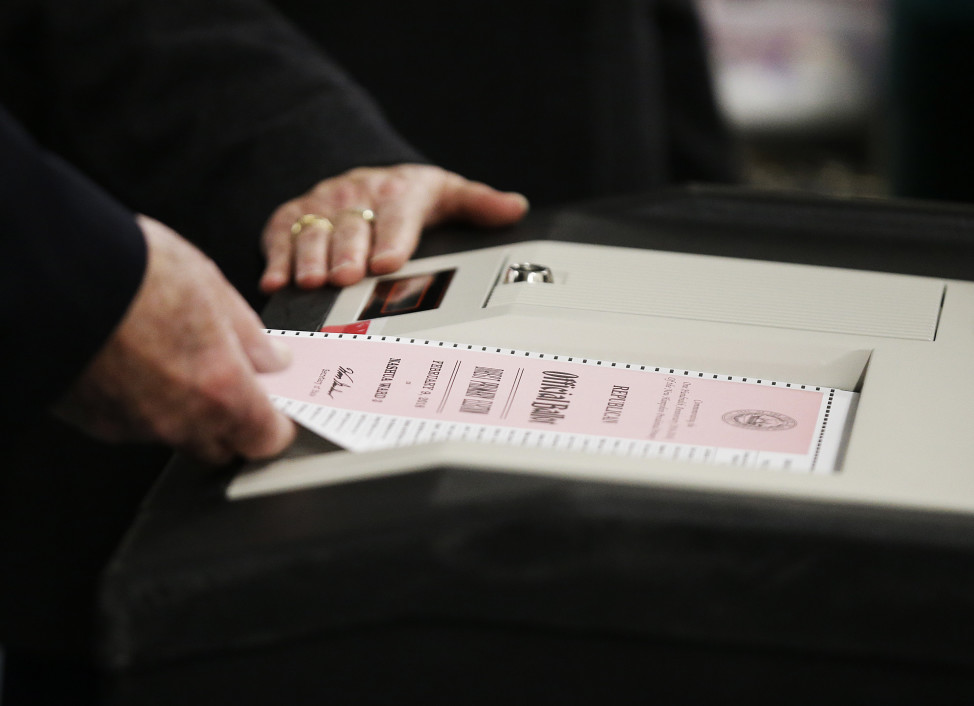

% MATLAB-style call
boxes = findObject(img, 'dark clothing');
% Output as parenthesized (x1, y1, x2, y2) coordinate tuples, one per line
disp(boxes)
(0, 106, 154, 706)
(270, 0, 738, 206)
(0, 0, 421, 695)
(0, 106, 159, 705)
(0, 0, 424, 305)
(0, 108, 146, 421)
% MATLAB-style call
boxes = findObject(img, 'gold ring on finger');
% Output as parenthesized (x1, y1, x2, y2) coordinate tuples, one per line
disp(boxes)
(290, 213, 334, 237)
(343, 207, 376, 223)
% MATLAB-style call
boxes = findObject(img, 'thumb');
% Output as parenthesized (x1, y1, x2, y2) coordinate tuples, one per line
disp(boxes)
(223, 285, 293, 374)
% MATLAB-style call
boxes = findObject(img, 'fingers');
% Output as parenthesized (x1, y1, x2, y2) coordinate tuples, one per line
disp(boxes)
(210, 366, 297, 462)
(260, 206, 334, 293)
(169, 364, 297, 464)
(368, 200, 423, 275)
(261, 204, 374, 292)
(439, 180, 531, 227)
(367, 172, 528, 275)
(152, 313, 297, 463)
(180, 230, 297, 459)
(328, 208, 374, 286)
(259, 165, 530, 292)
(237, 405, 296, 460)
(163, 342, 295, 464)
(213, 276, 297, 459)
(259, 217, 293, 293)
(224, 284, 292, 374)
(368, 172, 528, 275)
(59, 216, 297, 464)
(293, 217, 332, 289)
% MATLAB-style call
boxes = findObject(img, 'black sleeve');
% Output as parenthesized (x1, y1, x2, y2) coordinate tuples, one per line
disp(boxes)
(0, 106, 147, 422)
(0, 0, 425, 293)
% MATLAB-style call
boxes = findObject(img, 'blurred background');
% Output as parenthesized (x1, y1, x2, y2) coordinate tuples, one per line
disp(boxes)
(695, 0, 974, 203)
(267, 0, 974, 208)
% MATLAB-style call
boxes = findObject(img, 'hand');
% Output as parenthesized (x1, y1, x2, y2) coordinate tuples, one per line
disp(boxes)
(56, 216, 296, 464)
(259, 164, 529, 292)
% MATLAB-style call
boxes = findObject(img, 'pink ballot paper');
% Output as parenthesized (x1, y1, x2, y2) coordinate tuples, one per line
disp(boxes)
(258, 331, 858, 474)
(261, 331, 857, 473)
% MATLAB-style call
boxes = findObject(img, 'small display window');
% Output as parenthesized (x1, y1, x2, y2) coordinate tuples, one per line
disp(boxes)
(359, 269, 455, 320)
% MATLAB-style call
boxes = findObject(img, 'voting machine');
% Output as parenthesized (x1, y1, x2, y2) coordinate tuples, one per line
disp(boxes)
(98, 188, 974, 705)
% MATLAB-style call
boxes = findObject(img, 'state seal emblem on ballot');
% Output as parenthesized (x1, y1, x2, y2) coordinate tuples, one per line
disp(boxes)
(722, 410, 799, 431)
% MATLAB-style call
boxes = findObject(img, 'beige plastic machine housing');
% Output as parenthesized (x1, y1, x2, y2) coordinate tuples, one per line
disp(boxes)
(232, 241, 974, 516)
